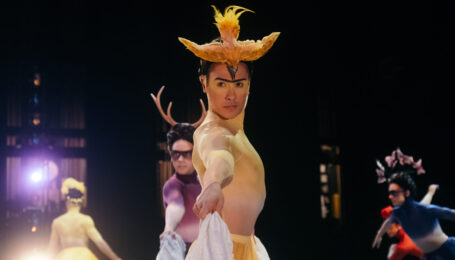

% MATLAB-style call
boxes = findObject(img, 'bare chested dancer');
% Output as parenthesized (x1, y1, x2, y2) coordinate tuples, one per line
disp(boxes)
(47, 178, 122, 260)
(178, 5, 280, 259)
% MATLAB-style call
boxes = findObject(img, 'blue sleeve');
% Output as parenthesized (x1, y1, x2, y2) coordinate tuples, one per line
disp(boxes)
(425, 204, 455, 221)
(390, 210, 400, 224)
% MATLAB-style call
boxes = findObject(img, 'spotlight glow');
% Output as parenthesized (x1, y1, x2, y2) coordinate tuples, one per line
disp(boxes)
(30, 170, 43, 183)
(21, 250, 50, 260)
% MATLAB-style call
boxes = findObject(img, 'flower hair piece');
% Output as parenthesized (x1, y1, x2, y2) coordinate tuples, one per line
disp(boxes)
(375, 147, 426, 184)
(61, 178, 86, 205)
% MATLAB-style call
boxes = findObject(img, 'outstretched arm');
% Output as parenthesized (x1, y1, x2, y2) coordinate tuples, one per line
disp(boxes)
(47, 220, 59, 257)
(197, 125, 234, 188)
(421, 185, 455, 221)
(193, 125, 234, 219)
(420, 184, 439, 205)
(426, 204, 455, 221)
(161, 204, 185, 238)
(86, 216, 122, 260)
(160, 182, 185, 239)
(372, 217, 392, 249)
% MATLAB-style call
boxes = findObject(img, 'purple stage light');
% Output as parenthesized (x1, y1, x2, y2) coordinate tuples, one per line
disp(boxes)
(29, 169, 44, 183)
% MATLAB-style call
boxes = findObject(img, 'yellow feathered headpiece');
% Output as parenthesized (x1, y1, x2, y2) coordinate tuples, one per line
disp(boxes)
(178, 5, 280, 72)
(61, 177, 86, 196)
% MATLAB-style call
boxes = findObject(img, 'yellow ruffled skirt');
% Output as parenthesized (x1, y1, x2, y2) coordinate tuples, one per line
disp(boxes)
(188, 233, 269, 260)
(55, 247, 98, 260)
(231, 234, 259, 260)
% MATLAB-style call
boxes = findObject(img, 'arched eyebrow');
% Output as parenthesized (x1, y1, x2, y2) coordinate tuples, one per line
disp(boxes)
(214, 77, 247, 83)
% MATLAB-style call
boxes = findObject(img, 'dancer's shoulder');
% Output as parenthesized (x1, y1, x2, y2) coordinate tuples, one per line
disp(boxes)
(196, 120, 232, 135)
(194, 122, 234, 147)
(163, 175, 184, 190)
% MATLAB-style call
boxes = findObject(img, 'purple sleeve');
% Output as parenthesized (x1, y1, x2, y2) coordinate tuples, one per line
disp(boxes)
(162, 179, 184, 208)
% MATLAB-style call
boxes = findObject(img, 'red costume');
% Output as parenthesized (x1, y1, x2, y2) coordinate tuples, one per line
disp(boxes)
(381, 206, 424, 260)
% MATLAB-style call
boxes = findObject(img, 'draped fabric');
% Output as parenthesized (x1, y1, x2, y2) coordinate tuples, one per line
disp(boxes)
(157, 232, 186, 260)
(186, 212, 270, 260)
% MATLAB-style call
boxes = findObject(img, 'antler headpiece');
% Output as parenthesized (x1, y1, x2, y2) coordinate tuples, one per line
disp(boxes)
(151, 86, 207, 128)
(178, 5, 280, 78)
(375, 147, 426, 184)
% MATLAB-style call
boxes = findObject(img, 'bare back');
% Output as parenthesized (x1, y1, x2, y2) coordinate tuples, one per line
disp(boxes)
(53, 211, 93, 249)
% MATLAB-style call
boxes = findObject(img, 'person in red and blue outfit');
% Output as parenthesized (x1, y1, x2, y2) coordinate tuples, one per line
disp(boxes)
(373, 148, 455, 260)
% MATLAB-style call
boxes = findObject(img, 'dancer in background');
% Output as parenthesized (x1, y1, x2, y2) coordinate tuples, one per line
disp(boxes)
(47, 178, 122, 260)
(151, 86, 206, 258)
(373, 148, 455, 259)
(378, 184, 439, 260)
(178, 4, 279, 259)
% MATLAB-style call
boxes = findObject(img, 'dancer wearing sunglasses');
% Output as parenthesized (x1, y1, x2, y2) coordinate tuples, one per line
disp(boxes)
(372, 148, 455, 259)
(151, 86, 206, 258)
(377, 183, 439, 260)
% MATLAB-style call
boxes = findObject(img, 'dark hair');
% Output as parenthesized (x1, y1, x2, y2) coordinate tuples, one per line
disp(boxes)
(389, 172, 417, 198)
(67, 188, 83, 199)
(166, 123, 196, 152)
(198, 59, 254, 79)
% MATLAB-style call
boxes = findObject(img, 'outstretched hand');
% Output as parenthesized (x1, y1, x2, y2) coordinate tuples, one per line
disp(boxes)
(372, 235, 382, 249)
(428, 184, 440, 195)
(193, 182, 224, 220)
(159, 228, 177, 241)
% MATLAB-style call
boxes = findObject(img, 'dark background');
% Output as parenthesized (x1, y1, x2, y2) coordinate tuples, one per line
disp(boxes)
(1, 0, 455, 259)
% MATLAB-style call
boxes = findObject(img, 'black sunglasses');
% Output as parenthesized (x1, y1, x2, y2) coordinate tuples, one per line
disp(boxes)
(170, 150, 193, 160)
(388, 190, 404, 197)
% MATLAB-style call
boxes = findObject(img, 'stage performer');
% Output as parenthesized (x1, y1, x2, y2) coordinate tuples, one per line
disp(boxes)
(372, 148, 455, 259)
(178, 4, 279, 260)
(378, 183, 439, 260)
(151, 86, 206, 257)
(47, 178, 122, 260)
